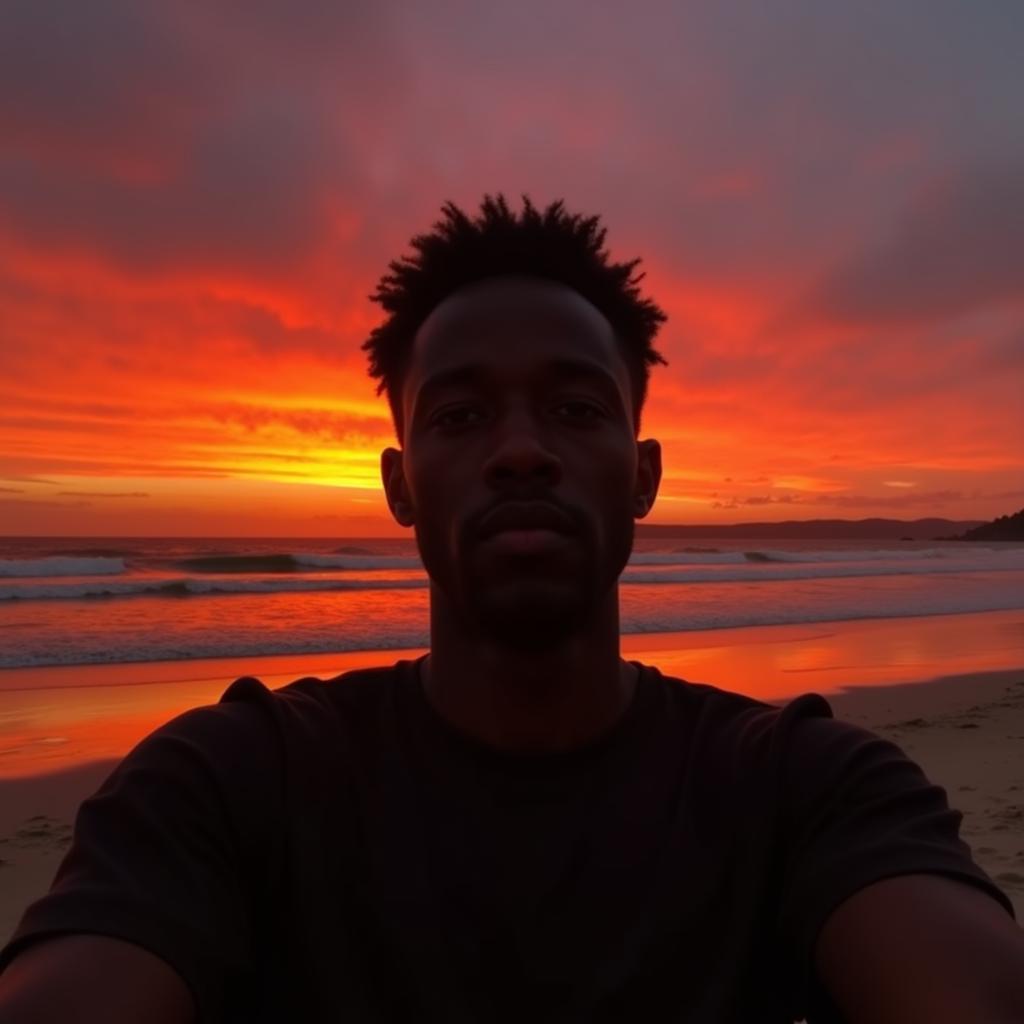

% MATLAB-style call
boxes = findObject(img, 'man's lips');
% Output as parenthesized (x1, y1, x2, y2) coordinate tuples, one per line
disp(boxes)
(476, 500, 576, 540)
(481, 527, 572, 557)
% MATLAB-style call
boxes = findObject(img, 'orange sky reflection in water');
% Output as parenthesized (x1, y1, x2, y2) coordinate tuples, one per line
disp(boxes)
(2, 611, 1022, 779)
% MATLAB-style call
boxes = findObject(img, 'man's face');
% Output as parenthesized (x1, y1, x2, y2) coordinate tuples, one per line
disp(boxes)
(381, 275, 661, 650)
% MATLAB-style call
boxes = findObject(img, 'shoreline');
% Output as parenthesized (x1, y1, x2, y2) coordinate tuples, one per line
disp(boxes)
(2, 608, 1023, 941)
(2, 662, 1022, 942)
(1, 608, 1022, 779)
(3, 600, 1024, 685)
(2, 604, 1022, 689)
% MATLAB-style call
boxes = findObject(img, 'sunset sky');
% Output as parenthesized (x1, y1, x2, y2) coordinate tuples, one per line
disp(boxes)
(1, 0, 1022, 537)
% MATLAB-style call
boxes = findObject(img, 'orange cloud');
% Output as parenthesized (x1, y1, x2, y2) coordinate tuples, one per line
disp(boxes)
(2, 1, 1023, 534)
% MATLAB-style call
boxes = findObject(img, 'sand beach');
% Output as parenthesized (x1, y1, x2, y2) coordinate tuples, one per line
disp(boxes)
(2, 609, 1023, 942)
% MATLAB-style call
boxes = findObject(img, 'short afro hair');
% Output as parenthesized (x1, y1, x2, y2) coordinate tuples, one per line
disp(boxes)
(363, 194, 668, 436)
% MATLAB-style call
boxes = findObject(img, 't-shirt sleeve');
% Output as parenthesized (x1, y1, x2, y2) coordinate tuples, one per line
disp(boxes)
(0, 692, 282, 1023)
(774, 694, 1016, 1023)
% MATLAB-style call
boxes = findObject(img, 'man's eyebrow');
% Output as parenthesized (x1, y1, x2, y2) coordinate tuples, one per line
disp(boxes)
(417, 365, 487, 398)
(543, 358, 622, 392)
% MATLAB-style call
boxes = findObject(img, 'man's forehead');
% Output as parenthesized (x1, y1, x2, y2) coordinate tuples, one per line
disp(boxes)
(417, 273, 605, 323)
(415, 356, 625, 400)
(407, 275, 625, 377)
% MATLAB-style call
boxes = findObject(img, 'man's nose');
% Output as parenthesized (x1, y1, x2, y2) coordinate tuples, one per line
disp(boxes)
(482, 413, 562, 489)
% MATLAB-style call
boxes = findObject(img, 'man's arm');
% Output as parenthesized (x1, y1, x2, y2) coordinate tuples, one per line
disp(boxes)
(0, 698, 280, 1023)
(0, 934, 194, 1024)
(814, 873, 1024, 1023)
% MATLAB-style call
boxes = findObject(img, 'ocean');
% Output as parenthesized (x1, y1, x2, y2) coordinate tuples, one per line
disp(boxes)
(2, 535, 1023, 670)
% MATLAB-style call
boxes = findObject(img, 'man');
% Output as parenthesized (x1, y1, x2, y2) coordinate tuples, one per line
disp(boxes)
(1, 195, 1022, 1022)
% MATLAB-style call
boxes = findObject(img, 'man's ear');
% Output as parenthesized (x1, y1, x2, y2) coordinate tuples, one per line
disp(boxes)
(381, 447, 415, 527)
(632, 438, 662, 519)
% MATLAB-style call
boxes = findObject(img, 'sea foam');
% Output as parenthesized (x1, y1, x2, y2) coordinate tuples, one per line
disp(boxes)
(0, 556, 126, 578)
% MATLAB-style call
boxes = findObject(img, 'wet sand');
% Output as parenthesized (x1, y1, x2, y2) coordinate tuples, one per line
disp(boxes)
(2, 610, 1023, 942)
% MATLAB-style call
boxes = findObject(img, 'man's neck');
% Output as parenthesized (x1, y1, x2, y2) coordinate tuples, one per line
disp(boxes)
(421, 598, 636, 754)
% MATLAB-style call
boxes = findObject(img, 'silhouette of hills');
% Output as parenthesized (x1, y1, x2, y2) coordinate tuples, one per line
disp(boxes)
(951, 508, 1024, 541)
(635, 517, 985, 540)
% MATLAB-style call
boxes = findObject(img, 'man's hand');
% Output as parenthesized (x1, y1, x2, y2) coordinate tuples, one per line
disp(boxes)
(815, 873, 1024, 1023)
(0, 934, 194, 1024)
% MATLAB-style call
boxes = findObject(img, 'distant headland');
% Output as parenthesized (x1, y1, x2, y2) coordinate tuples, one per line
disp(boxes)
(635, 510, 1024, 541)
(943, 508, 1024, 542)
(635, 517, 985, 540)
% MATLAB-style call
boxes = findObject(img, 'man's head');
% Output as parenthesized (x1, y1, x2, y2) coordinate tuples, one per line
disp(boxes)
(364, 194, 667, 438)
(366, 196, 667, 652)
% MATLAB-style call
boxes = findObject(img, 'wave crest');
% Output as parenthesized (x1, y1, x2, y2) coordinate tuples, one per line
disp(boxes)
(0, 556, 126, 579)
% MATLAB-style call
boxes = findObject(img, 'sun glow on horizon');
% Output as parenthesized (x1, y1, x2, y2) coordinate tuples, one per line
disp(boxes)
(2, 3, 1023, 536)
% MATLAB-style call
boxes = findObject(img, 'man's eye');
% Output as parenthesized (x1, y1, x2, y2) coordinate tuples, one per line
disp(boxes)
(554, 399, 605, 420)
(432, 406, 483, 429)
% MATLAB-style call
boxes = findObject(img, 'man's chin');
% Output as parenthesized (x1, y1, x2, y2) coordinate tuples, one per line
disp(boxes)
(471, 584, 594, 653)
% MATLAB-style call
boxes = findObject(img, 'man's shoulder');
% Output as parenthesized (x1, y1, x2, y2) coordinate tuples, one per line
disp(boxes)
(121, 660, 412, 775)
(639, 664, 894, 786)
(220, 659, 409, 715)
(225, 659, 416, 755)
(643, 663, 837, 742)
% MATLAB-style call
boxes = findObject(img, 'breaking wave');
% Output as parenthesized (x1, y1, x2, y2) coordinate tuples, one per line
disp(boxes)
(173, 552, 423, 573)
(0, 556, 126, 578)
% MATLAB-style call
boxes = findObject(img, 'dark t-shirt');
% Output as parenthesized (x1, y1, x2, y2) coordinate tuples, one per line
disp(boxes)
(0, 659, 1014, 1022)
